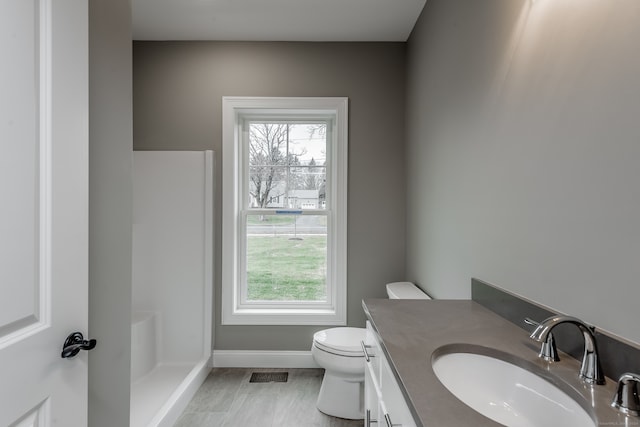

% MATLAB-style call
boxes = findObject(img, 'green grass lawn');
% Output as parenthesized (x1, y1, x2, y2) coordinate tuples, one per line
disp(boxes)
(246, 235, 327, 301)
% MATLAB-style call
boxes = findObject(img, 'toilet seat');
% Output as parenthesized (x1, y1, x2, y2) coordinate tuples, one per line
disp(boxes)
(313, 327, 366, 357)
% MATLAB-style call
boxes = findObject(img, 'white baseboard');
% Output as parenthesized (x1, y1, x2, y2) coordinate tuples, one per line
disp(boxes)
(212, 350, 320, 368)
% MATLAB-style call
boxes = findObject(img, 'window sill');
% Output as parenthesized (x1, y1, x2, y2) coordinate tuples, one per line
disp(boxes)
(221, 307, 347, 326)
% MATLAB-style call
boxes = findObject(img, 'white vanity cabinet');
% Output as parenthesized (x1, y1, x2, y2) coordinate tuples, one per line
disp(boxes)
(363, 321, 417, 427)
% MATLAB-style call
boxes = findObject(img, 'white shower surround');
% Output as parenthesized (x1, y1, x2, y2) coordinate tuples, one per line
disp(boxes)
(131, 151, 214, 427)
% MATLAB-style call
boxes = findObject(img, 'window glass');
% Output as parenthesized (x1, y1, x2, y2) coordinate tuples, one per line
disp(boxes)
(246, 214, 327, 302)
(245, 122, 328, 303)
(247, 123, 327, 210)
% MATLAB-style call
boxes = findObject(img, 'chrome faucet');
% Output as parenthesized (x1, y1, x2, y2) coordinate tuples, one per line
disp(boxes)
(611, 372, 640, 416)
(529, 315, 605, 385)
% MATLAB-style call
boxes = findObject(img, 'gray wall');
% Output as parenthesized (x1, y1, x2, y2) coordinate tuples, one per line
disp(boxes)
(89, 0, 133, 424)
(133, 42, 407, 350)
(406, 0, 640, 344)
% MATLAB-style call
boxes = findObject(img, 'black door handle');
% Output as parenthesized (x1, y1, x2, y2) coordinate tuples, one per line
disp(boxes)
(61, 332, 97, 358)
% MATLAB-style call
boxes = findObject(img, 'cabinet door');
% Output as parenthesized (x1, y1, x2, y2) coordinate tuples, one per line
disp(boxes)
(380, 357, 417, 427)
(364, 321, 381, 378)
(364, 363, 381, 427)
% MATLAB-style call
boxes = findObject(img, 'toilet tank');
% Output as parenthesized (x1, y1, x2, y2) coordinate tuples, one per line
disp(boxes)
(386, 282, 431, 299)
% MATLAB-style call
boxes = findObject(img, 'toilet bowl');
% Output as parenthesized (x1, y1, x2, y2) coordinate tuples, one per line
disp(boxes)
(312, 327, 367, 419)
(311, 281, 430, 419)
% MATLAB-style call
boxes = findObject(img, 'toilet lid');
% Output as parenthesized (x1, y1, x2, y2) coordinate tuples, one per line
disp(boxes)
(313, 327, 366, 356)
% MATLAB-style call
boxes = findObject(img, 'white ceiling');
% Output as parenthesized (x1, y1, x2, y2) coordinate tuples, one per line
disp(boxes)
(132, 0, 426, 42)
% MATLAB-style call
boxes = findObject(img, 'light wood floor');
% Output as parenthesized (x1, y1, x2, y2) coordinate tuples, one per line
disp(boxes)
(175, 368, 363, 427)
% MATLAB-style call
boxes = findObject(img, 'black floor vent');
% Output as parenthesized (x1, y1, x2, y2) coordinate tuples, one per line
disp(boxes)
(249, 372, 289, 383)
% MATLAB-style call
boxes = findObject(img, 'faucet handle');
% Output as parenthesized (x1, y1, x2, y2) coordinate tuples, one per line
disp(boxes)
(524, 318, 560, 362)
(611, 373, 640, 416)
(524, 317, 541, 327)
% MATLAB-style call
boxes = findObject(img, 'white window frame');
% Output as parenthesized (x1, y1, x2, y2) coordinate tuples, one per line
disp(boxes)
(222, 97, 348, 325)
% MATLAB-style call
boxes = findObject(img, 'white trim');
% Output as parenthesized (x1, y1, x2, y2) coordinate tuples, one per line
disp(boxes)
(221, 97, 348, 326)
(39, 0, 53, 329)
(218, 309, 348, 326)
(222, 98, 239, 324)
(203, 151, 214, 356)
(212, 350, 320, 369)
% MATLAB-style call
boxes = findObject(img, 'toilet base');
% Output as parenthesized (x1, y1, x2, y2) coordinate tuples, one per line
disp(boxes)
(316, 371, 364, 420)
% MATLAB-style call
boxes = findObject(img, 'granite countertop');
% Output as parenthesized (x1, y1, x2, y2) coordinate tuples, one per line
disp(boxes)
(362, 299, 634, 427)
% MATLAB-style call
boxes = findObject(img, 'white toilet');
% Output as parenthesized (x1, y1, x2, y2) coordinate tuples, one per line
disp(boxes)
(311, 281, 431, 419)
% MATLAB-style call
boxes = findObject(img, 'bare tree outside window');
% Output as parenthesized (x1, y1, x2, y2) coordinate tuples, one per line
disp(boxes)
(305, 157, 319, 190)
(248, 123, 326, 210)
(248, 123, 289, 208)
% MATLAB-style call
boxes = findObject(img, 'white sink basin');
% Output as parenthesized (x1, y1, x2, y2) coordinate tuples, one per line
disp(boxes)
(432, 348, 596, 427)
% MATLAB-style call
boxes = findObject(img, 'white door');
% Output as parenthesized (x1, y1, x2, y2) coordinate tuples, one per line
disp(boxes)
(0, 0, 89, 426)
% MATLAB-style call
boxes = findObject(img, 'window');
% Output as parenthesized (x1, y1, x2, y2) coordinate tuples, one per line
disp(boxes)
(222, 97, 348, 325)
